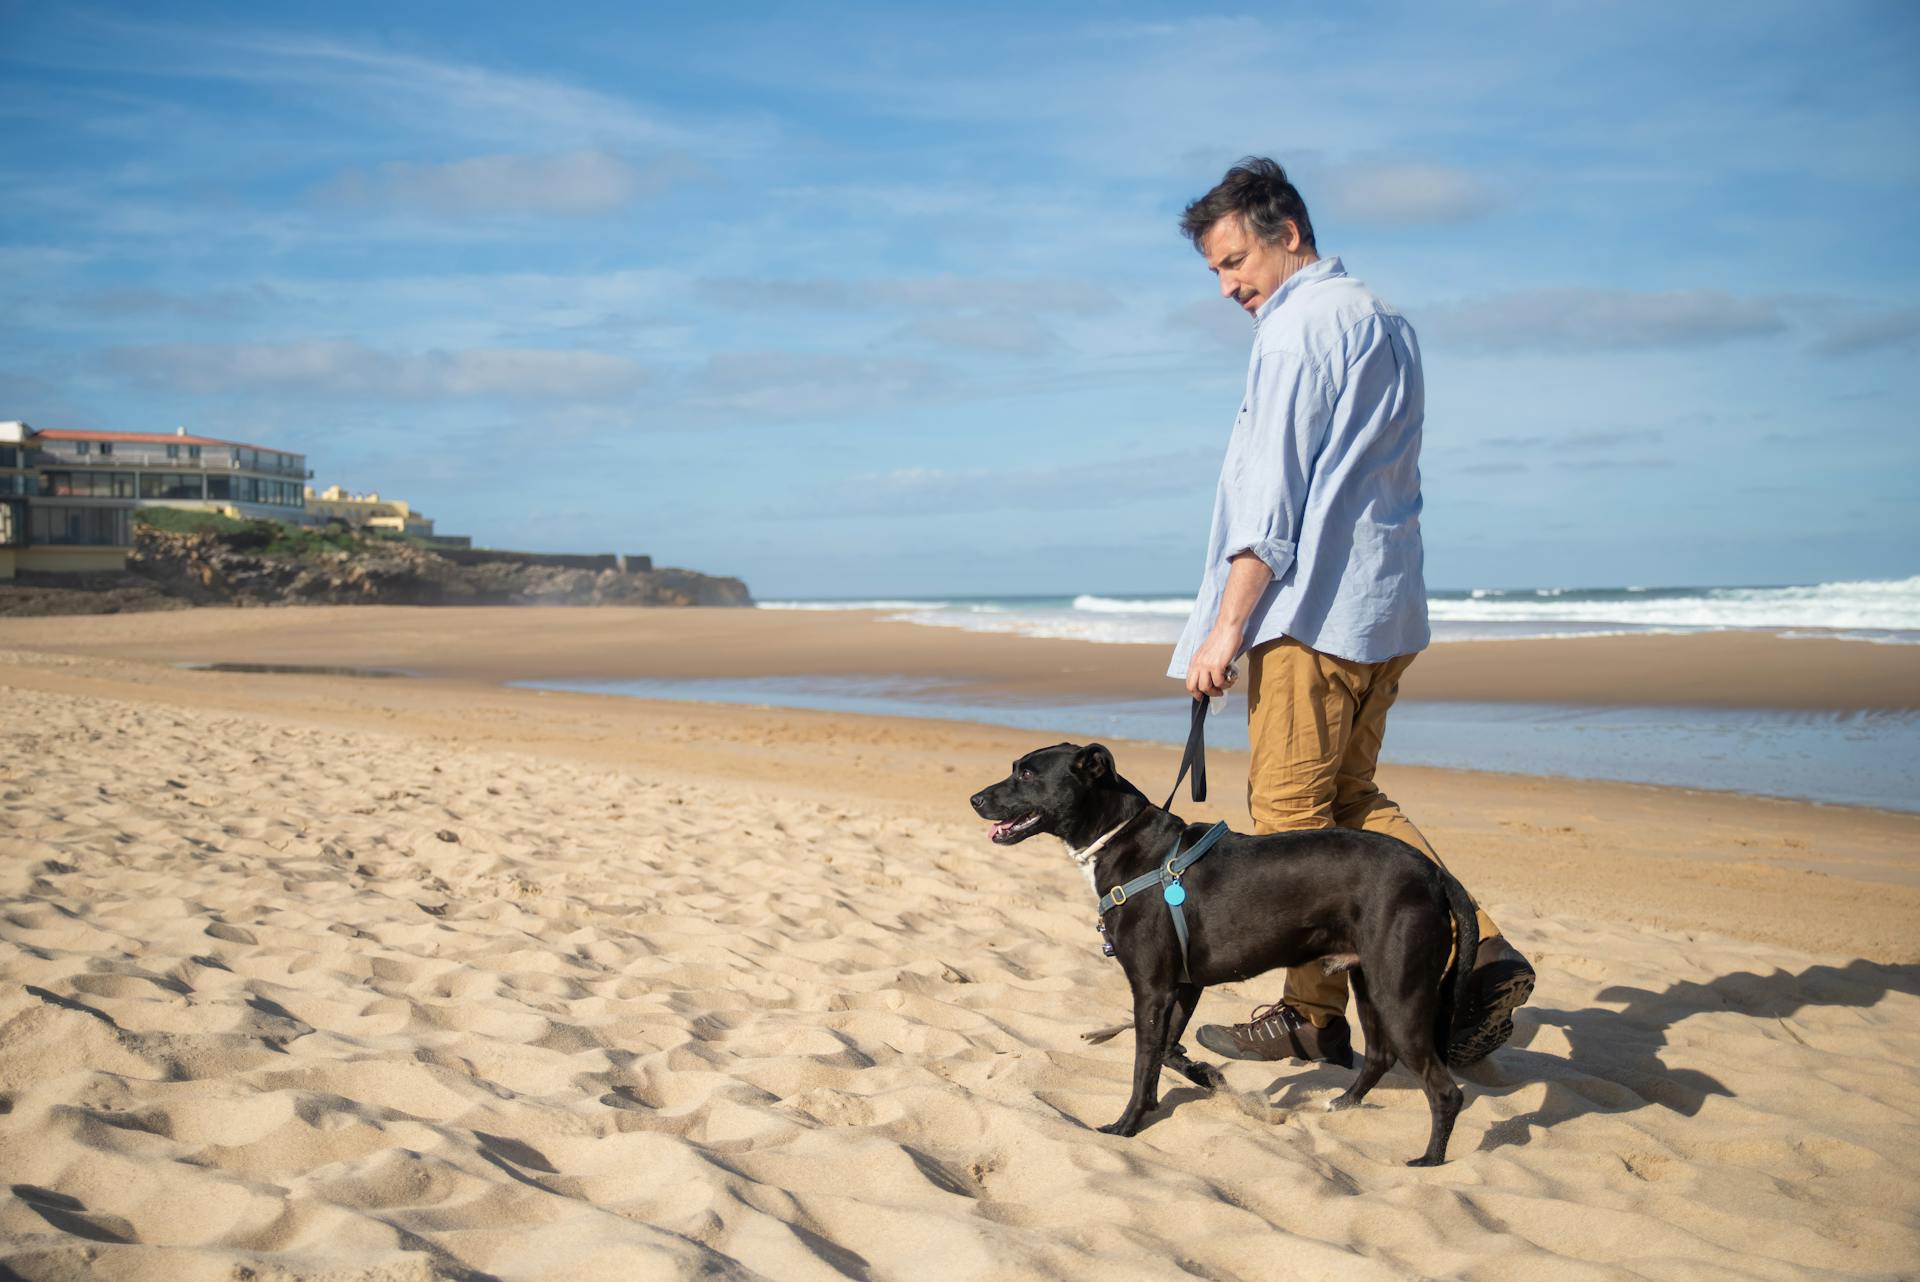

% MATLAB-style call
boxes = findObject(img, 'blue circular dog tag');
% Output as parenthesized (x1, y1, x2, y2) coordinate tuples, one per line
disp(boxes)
(1164, 882, 1187, 906)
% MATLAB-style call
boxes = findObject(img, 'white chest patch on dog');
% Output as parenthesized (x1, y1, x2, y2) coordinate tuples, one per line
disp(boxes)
(1063, 819, 1133, 899)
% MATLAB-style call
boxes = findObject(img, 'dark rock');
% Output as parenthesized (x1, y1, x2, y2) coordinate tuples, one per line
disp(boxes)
(11, 525, 757, 613)
(0, 568, 192, 617)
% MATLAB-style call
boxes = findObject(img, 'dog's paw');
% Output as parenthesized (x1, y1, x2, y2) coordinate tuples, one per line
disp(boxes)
(1096, 1117, 1141, 1137)
(1325, 1094, 1360, 1113)
(1405, 1154, 1445, 1168)
(1168, 1057, 1222, 1092)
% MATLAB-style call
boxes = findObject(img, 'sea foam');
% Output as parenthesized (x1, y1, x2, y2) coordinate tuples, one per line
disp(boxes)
(756, 577, 1920, 646)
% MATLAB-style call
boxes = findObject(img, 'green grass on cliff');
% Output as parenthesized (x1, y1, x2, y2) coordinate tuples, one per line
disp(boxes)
(134, 507, 418, 561)
(133, 506, 253, 537)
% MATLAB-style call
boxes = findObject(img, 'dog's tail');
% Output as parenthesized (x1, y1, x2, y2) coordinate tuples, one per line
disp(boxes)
(1436, 867, 1480, 1051)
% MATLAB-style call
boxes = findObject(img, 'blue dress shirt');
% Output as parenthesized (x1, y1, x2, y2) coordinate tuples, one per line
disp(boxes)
(1168, 256, 1431, 675)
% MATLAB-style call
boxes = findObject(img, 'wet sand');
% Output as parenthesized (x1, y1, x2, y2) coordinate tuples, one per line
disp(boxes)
(0, 604, 1916, 710)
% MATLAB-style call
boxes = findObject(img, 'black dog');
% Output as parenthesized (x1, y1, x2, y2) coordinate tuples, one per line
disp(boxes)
(971, 741, 1477, 1166)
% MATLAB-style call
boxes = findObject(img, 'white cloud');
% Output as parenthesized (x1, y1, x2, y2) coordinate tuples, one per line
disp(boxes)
(100, 24, 707, 153)
(107, 340, 648, 402)
(742, 275, 1118, 315)
(1424, 288, 1786, 351)
(679, 351, 945, 420)
(778, 449, 1219, 518)
(0, 245, 94, 277)
(317, 151, 672, 218)
(1170, 297, 1258, 353)
(1479, 427, 1668, 452)
(691, 274, 1129, 361)
(22, 17, 772, 179)
(1321, 162, 1501, 226)
(1809, 306, 1920, 358)
(891, 311, 1065, 356)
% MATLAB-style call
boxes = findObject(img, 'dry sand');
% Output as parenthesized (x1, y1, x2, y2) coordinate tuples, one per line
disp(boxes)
(2, 615, 1918, 1280)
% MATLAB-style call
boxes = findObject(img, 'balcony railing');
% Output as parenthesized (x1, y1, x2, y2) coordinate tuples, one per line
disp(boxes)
(33, 450, 310, 478)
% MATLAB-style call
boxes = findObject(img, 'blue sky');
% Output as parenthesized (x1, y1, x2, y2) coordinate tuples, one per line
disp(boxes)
(3, 2, 1916, 597)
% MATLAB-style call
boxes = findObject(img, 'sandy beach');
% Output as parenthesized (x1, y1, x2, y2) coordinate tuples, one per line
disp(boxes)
(2, 610, 1917, 1280)
(1, 604, 1916, 710)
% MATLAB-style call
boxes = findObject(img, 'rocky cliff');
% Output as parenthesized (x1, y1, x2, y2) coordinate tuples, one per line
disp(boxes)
(132, 526, 752, 608)
(1, 522, 751, 615)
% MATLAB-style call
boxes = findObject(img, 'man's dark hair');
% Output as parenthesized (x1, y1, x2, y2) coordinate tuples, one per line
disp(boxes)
(1180, 156, 1317, 253)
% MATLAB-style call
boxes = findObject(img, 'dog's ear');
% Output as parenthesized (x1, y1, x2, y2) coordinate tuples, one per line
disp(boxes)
(1072, 743, 1114, 781)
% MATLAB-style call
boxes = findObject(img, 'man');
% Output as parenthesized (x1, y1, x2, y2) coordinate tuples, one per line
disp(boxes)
(1168, 157, 1534, 1067)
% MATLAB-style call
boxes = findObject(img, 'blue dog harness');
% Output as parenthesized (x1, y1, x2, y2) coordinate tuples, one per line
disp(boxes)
(1096, 820, 1230, 984)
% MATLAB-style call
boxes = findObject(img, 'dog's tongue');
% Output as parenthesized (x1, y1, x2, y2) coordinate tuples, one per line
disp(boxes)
(987, 818, 1014, 841)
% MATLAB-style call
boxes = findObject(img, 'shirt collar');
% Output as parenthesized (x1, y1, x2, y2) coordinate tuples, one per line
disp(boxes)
(1253, 255, 1344, 327)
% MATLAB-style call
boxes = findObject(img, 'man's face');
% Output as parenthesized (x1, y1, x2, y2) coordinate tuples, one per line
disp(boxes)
(1202, 213, 1303, 316)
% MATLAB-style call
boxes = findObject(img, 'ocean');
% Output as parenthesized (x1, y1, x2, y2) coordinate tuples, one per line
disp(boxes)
(758, 576, 1920, 647)
(517, 577, 1920, 811)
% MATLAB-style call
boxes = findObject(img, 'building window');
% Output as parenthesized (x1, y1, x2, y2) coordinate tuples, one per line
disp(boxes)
(28, 504, 130, 547)
(166, 443, 180, 459)
(187, 445, 200, 460)
(206, 475, 232, 500)
(0, 499, 19, 546)
(50, 471, 127, 498)
(75, 441, 91, 456)
(138, 472, 205, 501)
(99, 442, 113, 456)
(0, 445, 15, 468)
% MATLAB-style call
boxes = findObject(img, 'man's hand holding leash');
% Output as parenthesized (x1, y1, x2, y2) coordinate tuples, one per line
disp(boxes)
(1184, 550, 1271, 699)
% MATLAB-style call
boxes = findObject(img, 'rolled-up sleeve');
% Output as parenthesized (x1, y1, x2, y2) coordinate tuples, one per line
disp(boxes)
(1220, 345, 1332, 583)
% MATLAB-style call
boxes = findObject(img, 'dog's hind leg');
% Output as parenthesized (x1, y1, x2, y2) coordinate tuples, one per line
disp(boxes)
(1162, 983, 1221, 1091)
(1385, 1003, 1463, 1167)
(1097, 986, 1175, 1137)
(1327, 972, 1396, 1114)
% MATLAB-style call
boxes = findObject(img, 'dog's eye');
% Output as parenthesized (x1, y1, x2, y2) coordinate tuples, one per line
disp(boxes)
(1019, 769, 1034, 780)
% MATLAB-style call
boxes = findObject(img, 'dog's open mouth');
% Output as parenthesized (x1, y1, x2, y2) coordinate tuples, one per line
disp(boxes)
(987, 812, 1042, 843)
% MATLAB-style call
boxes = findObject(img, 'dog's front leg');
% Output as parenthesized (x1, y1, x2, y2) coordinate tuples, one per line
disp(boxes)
(1098, 986, 1174, 1136)
(1162, 983, 1220, 1091)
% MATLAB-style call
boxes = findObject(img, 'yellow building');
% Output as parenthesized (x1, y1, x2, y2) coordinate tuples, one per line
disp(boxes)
(304, 485, 437, 539)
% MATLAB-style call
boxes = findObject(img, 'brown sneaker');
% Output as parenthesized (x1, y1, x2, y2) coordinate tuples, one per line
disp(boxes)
(1448, 937, 1536, 1066)
(1196, 1002, 1354, 1067)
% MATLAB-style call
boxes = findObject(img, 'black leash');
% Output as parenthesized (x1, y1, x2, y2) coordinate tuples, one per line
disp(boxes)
(1161, 694, 1209, 811)
(1095, 693, 1216, 960)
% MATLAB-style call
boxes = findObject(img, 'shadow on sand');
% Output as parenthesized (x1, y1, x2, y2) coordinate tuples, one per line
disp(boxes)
(1250, 960, 1920, 1153)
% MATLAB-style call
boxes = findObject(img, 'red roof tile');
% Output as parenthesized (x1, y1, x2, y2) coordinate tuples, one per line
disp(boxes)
(34, 428, 300, 456)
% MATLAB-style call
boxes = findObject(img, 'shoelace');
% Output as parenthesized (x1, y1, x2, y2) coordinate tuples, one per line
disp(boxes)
(1244, 1001, 1304, 1031)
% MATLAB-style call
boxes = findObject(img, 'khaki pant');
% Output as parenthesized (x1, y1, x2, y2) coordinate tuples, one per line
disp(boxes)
(1245, 636, 1500, 1027)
